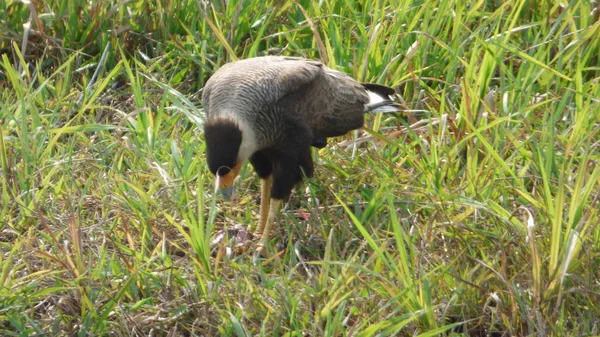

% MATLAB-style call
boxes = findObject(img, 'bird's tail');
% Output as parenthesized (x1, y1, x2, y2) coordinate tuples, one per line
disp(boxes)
(362, 83, 404, 113)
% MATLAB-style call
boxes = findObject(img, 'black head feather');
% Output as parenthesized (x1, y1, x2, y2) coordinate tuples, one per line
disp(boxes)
(204, 119, 242, 176)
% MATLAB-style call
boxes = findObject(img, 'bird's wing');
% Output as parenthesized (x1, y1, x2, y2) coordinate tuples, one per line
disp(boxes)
(289, 67, 368, 137)
(324, 69, 370, 109)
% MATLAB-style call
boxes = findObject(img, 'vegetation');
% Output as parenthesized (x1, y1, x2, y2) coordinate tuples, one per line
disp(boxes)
(1, 0, 599, 335)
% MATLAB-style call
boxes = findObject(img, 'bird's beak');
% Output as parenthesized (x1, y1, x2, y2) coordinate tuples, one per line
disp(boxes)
(221, 185, 234, 200)
(217, 162, 242, 200)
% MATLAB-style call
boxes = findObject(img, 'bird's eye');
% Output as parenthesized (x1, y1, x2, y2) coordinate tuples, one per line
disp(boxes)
(217, 167, 231, 176)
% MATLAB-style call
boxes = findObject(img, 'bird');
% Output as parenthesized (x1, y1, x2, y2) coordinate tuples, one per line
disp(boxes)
(202, 56, 401, 249)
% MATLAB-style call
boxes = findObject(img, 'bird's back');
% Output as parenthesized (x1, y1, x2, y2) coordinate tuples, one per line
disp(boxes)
(202, 57, 323, 121)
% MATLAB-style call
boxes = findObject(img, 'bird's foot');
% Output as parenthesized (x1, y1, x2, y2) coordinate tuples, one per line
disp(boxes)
(250, 231, 270, 258)
(210, 225, 272, 259)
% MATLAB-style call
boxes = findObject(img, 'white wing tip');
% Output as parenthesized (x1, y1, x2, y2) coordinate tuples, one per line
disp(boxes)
(366, 90, 388, 104)
(365, 90, 402, 113)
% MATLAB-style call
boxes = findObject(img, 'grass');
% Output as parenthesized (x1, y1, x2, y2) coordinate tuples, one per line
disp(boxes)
(1, 0, 600, 335)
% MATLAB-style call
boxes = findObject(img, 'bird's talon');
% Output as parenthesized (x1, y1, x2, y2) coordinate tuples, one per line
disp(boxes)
(254, 242, 268, 258)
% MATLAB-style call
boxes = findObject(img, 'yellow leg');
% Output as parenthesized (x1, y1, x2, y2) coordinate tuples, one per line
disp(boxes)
(258, 198, 282, 245)
(254, 175, 272, 236)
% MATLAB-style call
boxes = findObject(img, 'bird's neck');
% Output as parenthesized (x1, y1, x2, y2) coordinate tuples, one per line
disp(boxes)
(235, 118, 259, 163)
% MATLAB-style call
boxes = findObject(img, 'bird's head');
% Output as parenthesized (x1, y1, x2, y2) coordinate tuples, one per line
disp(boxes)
(204, 119, 243, 195)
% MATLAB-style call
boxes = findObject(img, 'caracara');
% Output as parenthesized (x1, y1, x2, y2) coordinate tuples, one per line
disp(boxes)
(202, 56, 400, 248)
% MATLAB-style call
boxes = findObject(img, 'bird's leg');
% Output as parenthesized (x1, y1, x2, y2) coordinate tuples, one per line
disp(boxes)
(257, 198, 282, 245)
(254, 175, 272, 236)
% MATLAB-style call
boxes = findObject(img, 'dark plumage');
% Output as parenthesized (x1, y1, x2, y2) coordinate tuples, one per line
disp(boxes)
(204, 120, 242, 177)
(202, 56, 400, 247)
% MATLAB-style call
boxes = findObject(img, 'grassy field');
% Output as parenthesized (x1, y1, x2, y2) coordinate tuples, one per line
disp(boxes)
(1, 0, 600, 335)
